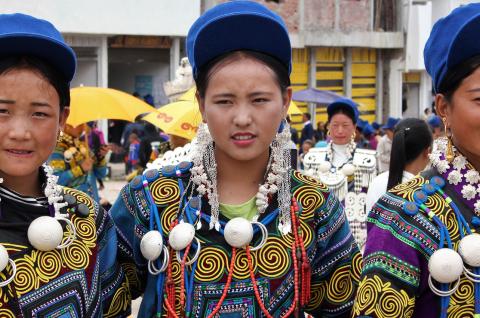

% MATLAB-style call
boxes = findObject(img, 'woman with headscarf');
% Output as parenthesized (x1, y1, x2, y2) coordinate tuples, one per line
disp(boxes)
(110, 1, 361, 317)
(353, 4, 480, 317)
(303, 98, 377, 250)
(0, 13, 129, 317)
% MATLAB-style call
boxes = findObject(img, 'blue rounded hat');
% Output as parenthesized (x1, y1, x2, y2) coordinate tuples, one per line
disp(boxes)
(382, 117, 400, 130)
(427, 115, 442, 128)
(0, 13, 76, 82)
(372, 121, 380, 130)
(186, 0, 291, 79)
(424, 3, 480, 93)
(363, 123, 375, 136)
(327, 98, 359, 124)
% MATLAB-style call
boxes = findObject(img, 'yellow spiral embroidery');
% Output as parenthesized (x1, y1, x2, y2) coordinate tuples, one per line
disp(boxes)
(390, 176, 424, 201)
(61, 240, 91, 270)
(440, 209, 460, 243)
(326, 265, 354, 304)
(194, 246, 228, 282)
(35, 250, 62, 283)
(293, 171, 326, 189)
(171, 259, 182, 285)
(304, 282, 326, 311)
(13, 257, 38, 297)
(294, 187, 324, 220)
(0, 309, 15, 318)
(122, 263, 141, 291)
(104, 281, 131, 318)
(351, 251, 363, 283)
(72, 216, 97, 248)
(161, 204, 179, 236)
(448, 277, 474, 317)
(150, 177, 180, 205)
(233, 249, 256, 280)
(353, 275, 415, 318)
(257, 236, 290, 278)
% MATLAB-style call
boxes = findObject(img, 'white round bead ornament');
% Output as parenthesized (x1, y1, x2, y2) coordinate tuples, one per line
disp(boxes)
(27, 216, 76, 251)
(169, 223, 201, 266)
(458, 233, 480, 267)
(341, 163, 356, 176)
(169, 223, 195, 251)
(0, 245, 9, 272)
(140, 231, 164, 261)
(318, 161, 331, 173)
(428, 248, 464, 283)
(0, 244, 16, 287)
(224, 217, 268, 251)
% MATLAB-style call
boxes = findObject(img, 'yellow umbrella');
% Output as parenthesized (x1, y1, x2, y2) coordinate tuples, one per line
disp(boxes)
(179, 87, 303, 115)
(142, 101, 202, 140)
(67, 86, 156, 127)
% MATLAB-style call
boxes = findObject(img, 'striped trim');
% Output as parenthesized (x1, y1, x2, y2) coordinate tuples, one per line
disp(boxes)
(0, 186, 48, 207)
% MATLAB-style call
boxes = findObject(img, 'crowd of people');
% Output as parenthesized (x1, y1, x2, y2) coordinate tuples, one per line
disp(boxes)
(2, 1, 480, 318)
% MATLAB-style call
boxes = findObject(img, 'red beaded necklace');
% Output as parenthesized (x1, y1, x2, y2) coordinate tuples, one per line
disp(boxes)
(164, 198, 312, 317)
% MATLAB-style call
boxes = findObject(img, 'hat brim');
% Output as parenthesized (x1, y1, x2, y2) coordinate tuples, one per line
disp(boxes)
(0, 33, 76, 82)
(327, 101, 359, 123)
(192, 13, 291, 75)
(447, 13, 480, 75)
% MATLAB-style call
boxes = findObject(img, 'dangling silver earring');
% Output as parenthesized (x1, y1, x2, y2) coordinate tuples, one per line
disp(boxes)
(190, 123, 220, 230)
(270, 119, 292, 234)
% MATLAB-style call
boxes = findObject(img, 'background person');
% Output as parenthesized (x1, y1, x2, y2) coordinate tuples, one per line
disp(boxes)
(366, 118, 432, 212)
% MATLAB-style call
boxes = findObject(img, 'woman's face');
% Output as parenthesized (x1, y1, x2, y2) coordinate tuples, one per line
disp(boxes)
(329, 113, 355, 145)
(198, 56, 290, 163)
(0, 68, 68, 182)
(437, 67, 480, 167)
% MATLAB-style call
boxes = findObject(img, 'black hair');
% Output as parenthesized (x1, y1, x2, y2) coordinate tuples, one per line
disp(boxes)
(387, 118, 432, 190)
(438, 54, 480, 102)
(195, 50, 290, 99)
(303, 113, 311, 120)
(327, 105, 356, 124)
(0, 55, 70, 109)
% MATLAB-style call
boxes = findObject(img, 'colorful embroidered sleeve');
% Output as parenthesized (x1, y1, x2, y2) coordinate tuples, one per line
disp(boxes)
(109, 182, 150, 299)
(304, 185, 362, 317)
(66, 188, 132, 317)
(352, 191, 433, 318)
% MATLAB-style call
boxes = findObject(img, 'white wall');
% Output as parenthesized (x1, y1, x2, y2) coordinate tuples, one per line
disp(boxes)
(108, 48, 170, 106)
(0, 0, 200, 36)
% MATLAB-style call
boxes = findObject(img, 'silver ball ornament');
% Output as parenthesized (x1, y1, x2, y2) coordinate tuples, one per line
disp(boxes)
(140, 231, 164, 261)
(341, 163, 356, 176)
(169, 223, 195, 251)
(224, 217, 253, 248)
(0, 245, 9, 272)
(458, 233, 480, 267)
(428, 248, 464, 283)
(318, 161, 331, 173)
(27, 216, 64, 251)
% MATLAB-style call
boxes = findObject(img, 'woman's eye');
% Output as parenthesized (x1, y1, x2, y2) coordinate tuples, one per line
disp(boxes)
(0, 109, 8, 114)
(33, 112, 49, 117)
(253, 98, 269, 103)
(214, 99, 231, 105)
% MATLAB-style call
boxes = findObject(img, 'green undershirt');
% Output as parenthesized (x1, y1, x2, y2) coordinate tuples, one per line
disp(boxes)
(219, 196, 257, 221)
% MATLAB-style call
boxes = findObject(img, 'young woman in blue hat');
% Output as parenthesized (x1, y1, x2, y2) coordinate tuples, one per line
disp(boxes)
(0, 13, 130, 317)
(353, 3, 480, 317)
(111, 1, 360, 317)
(303, 98, 377, 251)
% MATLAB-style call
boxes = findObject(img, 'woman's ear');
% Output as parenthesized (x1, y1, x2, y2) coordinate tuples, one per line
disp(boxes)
(196, 91, 207, 123)
(434, 94, 449, 119)
(282, 87, 292, 118)
(59, 107, 70, 131)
